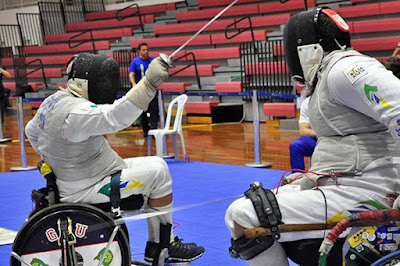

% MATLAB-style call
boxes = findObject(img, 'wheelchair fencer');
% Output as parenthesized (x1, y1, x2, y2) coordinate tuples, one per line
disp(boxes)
(10, 162, 175, 266)
(229, 182, 400, 266)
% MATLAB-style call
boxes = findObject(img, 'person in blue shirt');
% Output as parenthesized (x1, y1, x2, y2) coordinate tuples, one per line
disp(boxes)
(129, 42, 159, 137)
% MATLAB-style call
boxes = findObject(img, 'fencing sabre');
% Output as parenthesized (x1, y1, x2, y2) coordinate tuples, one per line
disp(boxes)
(160, 0, 240, 67)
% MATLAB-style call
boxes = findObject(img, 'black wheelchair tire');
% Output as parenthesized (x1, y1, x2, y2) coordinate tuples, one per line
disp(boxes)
(371, 250, 400, 266)
(10, 203, 131, 266)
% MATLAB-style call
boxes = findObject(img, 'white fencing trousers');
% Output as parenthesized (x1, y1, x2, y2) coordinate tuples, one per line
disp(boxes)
(61, 156, 173, 204)
(225, 159, 399, 244)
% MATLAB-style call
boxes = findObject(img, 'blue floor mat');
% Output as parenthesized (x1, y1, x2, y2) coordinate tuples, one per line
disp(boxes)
(0, 160, 287, 265)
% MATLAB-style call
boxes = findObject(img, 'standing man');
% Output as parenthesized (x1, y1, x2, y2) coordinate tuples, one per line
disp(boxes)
(129, 42, 160, 137)
(289, 97, 317, 173)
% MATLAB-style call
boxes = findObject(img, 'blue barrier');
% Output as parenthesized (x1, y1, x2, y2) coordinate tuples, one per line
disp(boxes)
(162, 91, 296, 99)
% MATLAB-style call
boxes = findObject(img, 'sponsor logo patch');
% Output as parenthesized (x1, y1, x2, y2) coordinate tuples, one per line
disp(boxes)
(344, 64, 368, 84)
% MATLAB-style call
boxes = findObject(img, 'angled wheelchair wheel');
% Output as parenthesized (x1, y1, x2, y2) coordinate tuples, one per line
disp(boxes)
(10, 203, 131, 266)
(371, 250, 400, 266)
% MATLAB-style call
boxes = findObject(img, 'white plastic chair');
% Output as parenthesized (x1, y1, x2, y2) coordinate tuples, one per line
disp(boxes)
(147, 94, 188, 160)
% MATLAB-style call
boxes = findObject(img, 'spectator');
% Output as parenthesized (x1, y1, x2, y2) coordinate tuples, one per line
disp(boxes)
(289, 97, 317, 173)
(129, 42, 160, 137)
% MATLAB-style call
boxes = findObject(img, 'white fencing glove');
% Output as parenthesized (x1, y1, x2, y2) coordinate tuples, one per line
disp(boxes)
(126, 57, 170, 110)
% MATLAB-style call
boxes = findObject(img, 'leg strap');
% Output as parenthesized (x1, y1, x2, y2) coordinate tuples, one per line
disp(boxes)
(110, 172, 122, 216)
(244, 181, 282, 240)
(229, 235, 274, 260)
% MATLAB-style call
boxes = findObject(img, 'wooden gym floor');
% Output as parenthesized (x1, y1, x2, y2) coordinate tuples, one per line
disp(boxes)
(0, 114, 303, 173)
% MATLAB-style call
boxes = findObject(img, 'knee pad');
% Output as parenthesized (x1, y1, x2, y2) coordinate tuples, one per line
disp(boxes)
(229, 235, 274, 260)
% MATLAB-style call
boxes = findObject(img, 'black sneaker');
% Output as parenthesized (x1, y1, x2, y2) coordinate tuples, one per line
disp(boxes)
(144, 237, 205, 263)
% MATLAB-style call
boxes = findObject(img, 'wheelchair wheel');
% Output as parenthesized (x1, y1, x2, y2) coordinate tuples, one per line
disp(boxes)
(10, 203, 131, 266)
(371, 250, 400, 266)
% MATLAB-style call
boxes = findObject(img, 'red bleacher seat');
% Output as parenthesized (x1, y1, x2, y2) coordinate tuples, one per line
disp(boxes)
(245, 62, 289, 74)
(176, 4, 259, 22)
(131, 35, 211, 49)
(336, 3, 378, 19)
(30, 100, 44, 109)
(188, 47, 240, 60)
(154, 19, 235, 35)
(198, 0, 262, 8)
(337, 1, 400, 19)
(185, 101, 220, 114)
(65, 15, 154, 32)
(258, 0, 315, 14)
(154, 13, 290, 36)
(211, 30, 268, 44)
(24, 41, 110, 55)
(351, 37, 399, 52)
(9, 97, 44, 109)
(380, 1, 400, 14)
(86, 3, 176, 21)
(3, 82, 43, 92)
(215, 82, 242, 93)
(170, 65, 220, 77)
(2, 58, 13, 67)
(45, 28, 132, 43)
(350, 0, 375, 2)
(250, 14, 291, 28)
(147, 47, 240, 61)
(8, 68, 63, 78)
(350, 18, 400, 34)
(120, 64, 219, 77)
(3, 55, 72, 67)
(263, 102, 296, 117)
(158, 82, 193, 92)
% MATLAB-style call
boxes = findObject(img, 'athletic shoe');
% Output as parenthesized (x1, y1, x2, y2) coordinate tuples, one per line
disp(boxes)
(144, 236, 205, 262)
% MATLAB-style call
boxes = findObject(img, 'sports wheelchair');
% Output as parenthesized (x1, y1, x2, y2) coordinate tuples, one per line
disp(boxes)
(10, 162, 172, 266)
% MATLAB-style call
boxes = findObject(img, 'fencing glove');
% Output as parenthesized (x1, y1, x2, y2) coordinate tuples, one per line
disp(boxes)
(126, 57, 170, 110)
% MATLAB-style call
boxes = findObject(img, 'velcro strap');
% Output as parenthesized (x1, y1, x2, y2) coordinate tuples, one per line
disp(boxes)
(110, 172, 121, 209)
(244, 182, 282, 240)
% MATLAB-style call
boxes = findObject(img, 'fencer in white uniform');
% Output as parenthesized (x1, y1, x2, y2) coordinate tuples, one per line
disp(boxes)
(25, 53, 204, 263)
(225, 8, 400, 266)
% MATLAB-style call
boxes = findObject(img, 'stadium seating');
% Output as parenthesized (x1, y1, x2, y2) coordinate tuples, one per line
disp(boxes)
(86, 3, 177, 21)
(65, 15, 154, 32)
(24, 41, 110, 55)
(45, 28, 132, 44)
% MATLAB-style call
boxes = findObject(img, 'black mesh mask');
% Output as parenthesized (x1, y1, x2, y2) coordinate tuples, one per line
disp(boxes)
(283, 8, 351, 83)
(68, 53, 120, 104)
